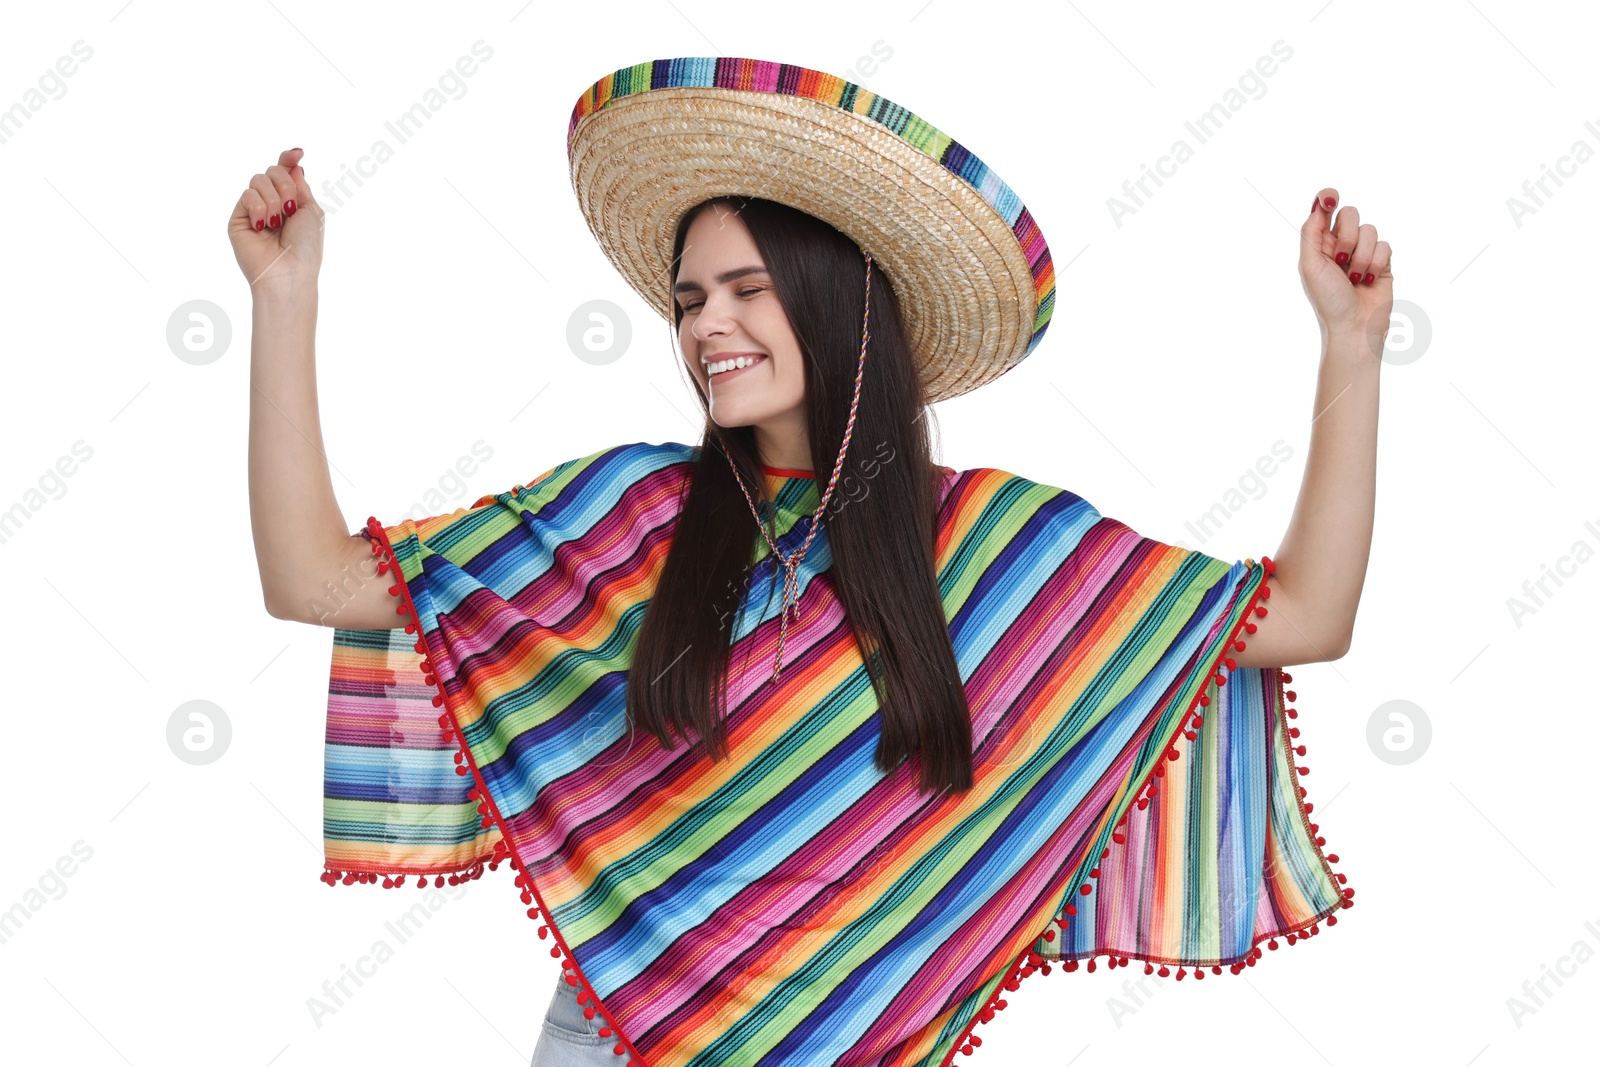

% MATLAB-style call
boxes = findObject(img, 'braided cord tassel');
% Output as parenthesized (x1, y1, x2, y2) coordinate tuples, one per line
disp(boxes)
(724, 251, 875, 683)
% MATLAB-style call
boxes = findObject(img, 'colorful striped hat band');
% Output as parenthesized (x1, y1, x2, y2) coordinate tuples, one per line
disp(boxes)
(566, 56, 1056, 404)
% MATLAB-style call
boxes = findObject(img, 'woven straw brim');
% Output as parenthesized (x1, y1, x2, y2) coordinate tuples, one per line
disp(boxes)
(568, 83, 1048, 404)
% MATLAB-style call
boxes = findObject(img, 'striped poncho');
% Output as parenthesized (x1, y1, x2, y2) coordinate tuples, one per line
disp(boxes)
(322, 440, 1353, 1066)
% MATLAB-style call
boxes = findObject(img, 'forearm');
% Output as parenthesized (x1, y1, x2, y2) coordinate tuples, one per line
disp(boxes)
(1266, 329, 1381, 656)
(247, 284, 354, 614)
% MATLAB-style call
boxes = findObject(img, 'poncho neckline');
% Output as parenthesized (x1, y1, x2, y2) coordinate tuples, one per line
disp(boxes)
(759, 464, 821, 518)
(320, 440, 1354, 1066)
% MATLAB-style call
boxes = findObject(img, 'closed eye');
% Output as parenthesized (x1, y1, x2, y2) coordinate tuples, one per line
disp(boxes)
(683, 287, 764, 312)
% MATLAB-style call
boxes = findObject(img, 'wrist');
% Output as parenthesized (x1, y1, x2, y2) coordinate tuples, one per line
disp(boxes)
(1319, 321, 1384, 364)
(252, 276, 319, 310)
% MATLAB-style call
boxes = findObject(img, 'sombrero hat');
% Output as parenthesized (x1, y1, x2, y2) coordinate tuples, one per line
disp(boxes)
(565, 56, 1056, 404)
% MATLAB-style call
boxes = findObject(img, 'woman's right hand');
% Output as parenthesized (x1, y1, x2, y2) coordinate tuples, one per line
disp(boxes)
(228, 147, 323, 293)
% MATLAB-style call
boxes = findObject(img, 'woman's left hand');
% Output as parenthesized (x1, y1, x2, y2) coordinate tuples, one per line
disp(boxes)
(1299, 188, 1393, 342)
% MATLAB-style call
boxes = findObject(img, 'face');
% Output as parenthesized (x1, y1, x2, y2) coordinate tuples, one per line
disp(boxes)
(674, 205, 809, 465)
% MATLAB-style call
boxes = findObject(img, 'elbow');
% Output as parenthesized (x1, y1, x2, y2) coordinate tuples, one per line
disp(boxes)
(1318, 624, 1353, 662)
(263, 587, 302, 623)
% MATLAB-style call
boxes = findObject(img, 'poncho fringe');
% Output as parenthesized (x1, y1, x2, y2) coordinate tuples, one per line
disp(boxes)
(319, 441, 1355, 1067)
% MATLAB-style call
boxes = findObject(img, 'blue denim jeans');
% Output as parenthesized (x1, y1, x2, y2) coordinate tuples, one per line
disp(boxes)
(529, 968, 616, 1067)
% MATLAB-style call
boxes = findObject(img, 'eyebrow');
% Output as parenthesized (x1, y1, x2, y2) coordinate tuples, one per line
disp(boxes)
(672, 266, 770, 297)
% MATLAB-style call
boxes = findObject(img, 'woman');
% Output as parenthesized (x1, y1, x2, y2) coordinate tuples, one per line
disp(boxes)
(233, 57, 1381, 1067)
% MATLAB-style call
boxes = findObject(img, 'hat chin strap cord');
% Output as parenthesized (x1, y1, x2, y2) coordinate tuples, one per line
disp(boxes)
(721, 250, 874, 683)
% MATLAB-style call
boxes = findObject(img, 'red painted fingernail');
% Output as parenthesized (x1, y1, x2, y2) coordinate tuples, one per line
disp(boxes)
(254, 218, 265, 232)
(1323, 196, 1336, 210)
(1349, 270, 1361, 284)
(269, 213, 281, 228)
(1335, 251, 1349, 266)
(285, 199, 296, 216)
(1363, 272, 1374, 285)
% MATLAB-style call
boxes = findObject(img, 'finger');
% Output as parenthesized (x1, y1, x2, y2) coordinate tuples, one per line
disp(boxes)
(250, 172, 283, 229)
(1365, 240, 1392, 285)
(1331, 205, 1360, 270)
(276, 147, 316, 215)
(265, 163, 299, 220)
(280, 148, 321, 219)
(234, 186, 268, 232)
(1301, 186, 1340, 263)
(1347, 224, 1378, 283)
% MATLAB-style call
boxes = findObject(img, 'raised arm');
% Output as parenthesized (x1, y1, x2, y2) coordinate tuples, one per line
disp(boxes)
(230, 148, 403, 630)
(1233, 187, 1391, 668)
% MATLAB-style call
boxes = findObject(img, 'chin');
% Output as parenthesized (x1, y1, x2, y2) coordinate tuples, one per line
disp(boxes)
(708, 406, 764, 429)
(708, 397, 785, 428)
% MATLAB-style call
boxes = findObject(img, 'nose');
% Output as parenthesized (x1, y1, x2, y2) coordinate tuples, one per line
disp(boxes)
(690, 293, 736, 341)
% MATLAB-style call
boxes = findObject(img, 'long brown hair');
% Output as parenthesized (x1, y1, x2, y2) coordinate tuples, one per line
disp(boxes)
(625, 196, 973, 795)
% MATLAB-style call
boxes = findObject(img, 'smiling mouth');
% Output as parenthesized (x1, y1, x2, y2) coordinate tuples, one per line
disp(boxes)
(705, 353, 768, 383)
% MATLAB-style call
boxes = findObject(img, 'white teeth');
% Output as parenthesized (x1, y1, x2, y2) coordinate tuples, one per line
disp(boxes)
(707, 355, 764, 376)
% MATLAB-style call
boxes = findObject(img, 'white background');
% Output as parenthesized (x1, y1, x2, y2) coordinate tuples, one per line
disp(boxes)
(1, 1, 1594, 1064)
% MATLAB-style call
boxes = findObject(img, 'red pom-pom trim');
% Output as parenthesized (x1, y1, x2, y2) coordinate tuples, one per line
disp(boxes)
(938, 554, 1354, 1066)
(322, 518, 649, 1066)
(344, 541, 1343, 1067)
